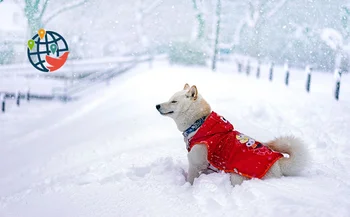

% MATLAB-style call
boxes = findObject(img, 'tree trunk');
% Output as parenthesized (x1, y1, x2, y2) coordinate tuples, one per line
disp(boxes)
(211, 0, 221, 71)
(232, 20, 246, 48)
(135, 0, 149, 50)
(24, 3, 43, 38)
(28, 18, 43, 37)
(251, 20, 264, 60)
(334, 50, 342, 69)
(192, 0, 205, 40)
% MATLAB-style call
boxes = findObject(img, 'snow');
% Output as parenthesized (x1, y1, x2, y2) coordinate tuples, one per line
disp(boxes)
(320, 28, 343, 50)
(0, 75, 62, 94)
(0, 1, 26, 32)
(1, 62, 350, 217)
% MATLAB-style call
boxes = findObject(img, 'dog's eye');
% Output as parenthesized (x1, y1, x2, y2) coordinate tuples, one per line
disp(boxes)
(171, 101, 177, 103)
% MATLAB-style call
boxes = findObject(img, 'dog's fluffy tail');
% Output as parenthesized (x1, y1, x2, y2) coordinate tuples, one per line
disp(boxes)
(267, 136, 310, 176)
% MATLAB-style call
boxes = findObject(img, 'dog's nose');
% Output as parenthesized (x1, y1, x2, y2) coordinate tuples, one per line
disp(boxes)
(156, 104, 161, 110)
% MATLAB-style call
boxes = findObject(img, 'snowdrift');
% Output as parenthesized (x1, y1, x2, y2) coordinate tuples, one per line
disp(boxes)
(1, 62, 350, 217)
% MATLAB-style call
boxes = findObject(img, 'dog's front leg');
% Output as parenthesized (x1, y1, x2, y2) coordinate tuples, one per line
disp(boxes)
(187, 164, 200, 185)
(187, 144, 208, 184)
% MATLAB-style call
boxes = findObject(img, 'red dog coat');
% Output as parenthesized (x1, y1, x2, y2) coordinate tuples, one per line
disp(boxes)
(187, 112, 283, 179)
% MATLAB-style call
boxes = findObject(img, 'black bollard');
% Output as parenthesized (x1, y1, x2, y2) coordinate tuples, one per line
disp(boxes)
(1, 95, 5, 113)
(335, 81, 340, 100)
(334, 68, 341, 101)
(16, 91, 20, 106)
(284, 63, 289, 86)
(27, 89, 30, 102)
(269, 63, 274, 81)
(238, 62, 242, 73)
(256, 63, 260, 79)
(246, 61, 251, 76)
(305, 65, 312, 93)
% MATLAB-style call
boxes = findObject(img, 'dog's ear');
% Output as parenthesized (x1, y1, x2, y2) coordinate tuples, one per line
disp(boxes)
(186, 85, 198, 100)
(183, 83, 190, 90)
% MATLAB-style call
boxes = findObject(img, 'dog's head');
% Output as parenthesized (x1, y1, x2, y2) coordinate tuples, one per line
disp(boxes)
(156, 83, 211, 131)
(156, 83, 197, 117)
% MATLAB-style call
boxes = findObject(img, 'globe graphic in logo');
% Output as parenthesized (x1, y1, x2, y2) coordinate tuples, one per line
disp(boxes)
(27, 29, 69, 72)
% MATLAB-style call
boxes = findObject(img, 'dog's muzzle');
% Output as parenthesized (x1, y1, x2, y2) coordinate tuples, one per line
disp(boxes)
(156, 104, 173, 115)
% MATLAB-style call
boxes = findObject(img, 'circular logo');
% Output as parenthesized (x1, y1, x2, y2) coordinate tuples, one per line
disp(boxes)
(27, 29, 69, 73)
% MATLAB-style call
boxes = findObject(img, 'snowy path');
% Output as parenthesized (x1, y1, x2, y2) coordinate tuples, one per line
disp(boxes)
(1, 63, 350, 217)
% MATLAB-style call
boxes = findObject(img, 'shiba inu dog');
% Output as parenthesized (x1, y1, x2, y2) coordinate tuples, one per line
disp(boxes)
(156, 84, 309, 186)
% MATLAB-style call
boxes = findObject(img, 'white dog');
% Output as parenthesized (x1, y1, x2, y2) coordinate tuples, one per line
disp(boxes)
(156, 84, 310, 186)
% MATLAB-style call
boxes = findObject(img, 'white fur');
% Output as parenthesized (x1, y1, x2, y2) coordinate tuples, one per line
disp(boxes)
(156, 84, 310, 186)
(187, 144, 208, 184)
(266, 136, 310, 177)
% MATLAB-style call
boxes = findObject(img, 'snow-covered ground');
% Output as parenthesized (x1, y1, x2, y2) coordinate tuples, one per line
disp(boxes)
(1, 62, 350, 217)
(0, 75, 63, 94)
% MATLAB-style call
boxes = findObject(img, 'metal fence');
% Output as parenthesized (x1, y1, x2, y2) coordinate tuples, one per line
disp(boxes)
(0, 55, 153, 113)
(236, 60, 343, 101)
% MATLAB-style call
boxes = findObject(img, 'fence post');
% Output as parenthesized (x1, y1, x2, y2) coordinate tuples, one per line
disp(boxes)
(27, 89, 30, 101)
(334, 68, 341, 101)
(305, 65, 312, 93)
(1, 94, 5, 113)
(284, 62, 289, 86)
(237, 61, 242, 73)
(256, 62, 261, 79)
(246, 61, 251, 76)
(63, 79, 68, 103)
(269, 62, 274, 81)
(16, 91, 20, 106)
(149, 55, 153, 69)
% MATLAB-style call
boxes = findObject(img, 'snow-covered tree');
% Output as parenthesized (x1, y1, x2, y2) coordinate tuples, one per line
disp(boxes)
(211, 0, 221, 71)
(134, 0, 163, 50)
(320, 5, 350, 71)
(238, 0, 288, 58)
(191, 0, 206, 41)
(14, 0, 89, 36)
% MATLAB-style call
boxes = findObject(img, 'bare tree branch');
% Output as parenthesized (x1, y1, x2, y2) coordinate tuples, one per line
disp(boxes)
(211, 0, 221, 71)
(233, 19, 246, 45)
(245, 0, 288, 27)
(26, 0, 33, 7)
(246, 0, 260, 27)
(266, 0, 287, 18)
(34, 0, 40, 8)
(39, 0, 49, 20)
(192, 0, 206, 40)
(43, 0, 88, 25)
(142, 0, 163, 17)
